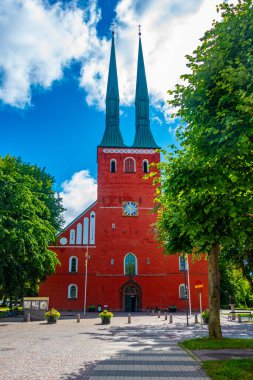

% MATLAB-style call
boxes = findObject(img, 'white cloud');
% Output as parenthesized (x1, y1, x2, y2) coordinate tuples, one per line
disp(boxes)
(0, 0, 222, 117)
(79, 0, 222, 116)
(0, 0, 100, 107)
(60, 170, 97, 226)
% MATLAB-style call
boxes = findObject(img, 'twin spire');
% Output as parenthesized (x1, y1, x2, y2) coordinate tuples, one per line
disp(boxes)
(99, 29, 158, 149)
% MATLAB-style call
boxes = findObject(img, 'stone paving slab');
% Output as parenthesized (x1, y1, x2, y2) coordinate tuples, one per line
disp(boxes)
(0, 312, 252, 379)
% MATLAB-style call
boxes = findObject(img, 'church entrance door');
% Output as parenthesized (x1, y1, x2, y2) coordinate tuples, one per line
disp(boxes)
(122, 283, 141, 312)
(125, 294, 137, 312)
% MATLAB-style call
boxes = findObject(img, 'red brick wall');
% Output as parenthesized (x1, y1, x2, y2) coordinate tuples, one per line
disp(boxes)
(39, 148, 209, 311)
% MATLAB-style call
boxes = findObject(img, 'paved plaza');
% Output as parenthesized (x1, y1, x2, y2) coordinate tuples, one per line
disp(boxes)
(0, 312, 253, 379)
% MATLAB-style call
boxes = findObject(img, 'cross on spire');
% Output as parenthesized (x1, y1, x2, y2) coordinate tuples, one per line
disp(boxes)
(110, 22, 115, 36)
(138, 24, 141, 36)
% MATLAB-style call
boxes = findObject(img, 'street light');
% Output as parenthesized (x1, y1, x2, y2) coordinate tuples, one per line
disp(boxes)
(83, 245, 89, 316)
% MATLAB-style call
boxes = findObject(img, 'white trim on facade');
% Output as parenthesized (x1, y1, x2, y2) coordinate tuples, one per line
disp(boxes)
(70, 229, 75, 245)
(124, 252, 138, 275)
(179, 283, 187, 299)
(68, 284, 78, 299)
(103, 148, 156, 154)
(110, 159, 117, 173)
(90, 211, 95, 244)
(142, 159, 149, 173)
(83, 217, 89, 244)
(76, 223, 82, 244)
(124, 157, 136, 173)
(69, 256, 78, 272)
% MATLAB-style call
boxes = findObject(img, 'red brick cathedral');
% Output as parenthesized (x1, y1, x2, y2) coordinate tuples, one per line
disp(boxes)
(40, 31, 208, 312)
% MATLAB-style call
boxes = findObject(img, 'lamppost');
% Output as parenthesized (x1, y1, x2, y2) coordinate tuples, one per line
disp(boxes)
(83, 245, 89, 316)
(183, 256, 189, 326)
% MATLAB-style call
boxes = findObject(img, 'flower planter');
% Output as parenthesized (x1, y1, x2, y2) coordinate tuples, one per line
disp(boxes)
(203, 318, 209, 324)
(101, 317, 111, 325)
(47, 316, 57, 324)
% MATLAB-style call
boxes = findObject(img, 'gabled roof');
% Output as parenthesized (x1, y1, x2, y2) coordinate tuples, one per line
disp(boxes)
(57, 201, 97, 237)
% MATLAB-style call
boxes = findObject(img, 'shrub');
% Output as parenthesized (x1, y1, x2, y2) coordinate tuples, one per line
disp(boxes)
(201, 309, 210, 323)
(44, 308, 61, 320)
(88, 305, 96, 312)
(99, 309, 114, 319)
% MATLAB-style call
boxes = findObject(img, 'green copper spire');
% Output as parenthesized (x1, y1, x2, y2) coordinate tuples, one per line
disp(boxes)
(132, 28, 159, 148)
(99, 30, 125, 147)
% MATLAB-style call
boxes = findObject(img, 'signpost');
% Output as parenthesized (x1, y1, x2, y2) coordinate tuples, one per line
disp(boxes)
(195, 281, 204, 332)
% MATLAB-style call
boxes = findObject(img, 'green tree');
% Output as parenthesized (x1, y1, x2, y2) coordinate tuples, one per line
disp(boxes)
(220, 251, 253, 308)
(154, 0, 253, 338)
(0, 155, 64, 303)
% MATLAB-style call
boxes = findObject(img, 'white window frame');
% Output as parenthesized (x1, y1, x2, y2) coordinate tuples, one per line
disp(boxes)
(179, 284, 187, 299)
(143, 159, 149, 173)
(124, 157, 136, 173)
(69, 256, 78, 273)
(110, 159, 117, 173)
(68, 284, 78, 299)
(124, 253, 138, 275)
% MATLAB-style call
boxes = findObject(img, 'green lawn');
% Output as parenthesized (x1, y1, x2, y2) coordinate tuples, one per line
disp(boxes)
(180, 338, 253, 350)
(202, 359, 253, 380)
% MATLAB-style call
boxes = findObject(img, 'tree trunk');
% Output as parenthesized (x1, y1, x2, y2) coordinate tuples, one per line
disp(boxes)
(208, 243, 222, 339)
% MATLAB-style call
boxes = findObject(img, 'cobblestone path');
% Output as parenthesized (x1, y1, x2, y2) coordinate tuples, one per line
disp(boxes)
(0, 315, 210, 379)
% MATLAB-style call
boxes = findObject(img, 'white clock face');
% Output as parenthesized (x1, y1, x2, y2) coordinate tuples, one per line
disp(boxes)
(122, 201, 138, 216)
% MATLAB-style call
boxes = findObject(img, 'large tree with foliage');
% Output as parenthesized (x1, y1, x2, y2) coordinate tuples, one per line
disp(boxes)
(154, 0, 253, 338)
(0, 155, 64, 304)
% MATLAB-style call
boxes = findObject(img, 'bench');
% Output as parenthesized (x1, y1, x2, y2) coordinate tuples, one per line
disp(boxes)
(228, 311, 252, 322)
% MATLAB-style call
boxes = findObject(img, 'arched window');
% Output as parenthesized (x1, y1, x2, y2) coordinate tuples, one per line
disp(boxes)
(110, 159, 116, 173)
(179, 255, 188, 271)
(124, 157, 136, 173)
(69, 256, 78, 273)
(124, 253, 137, 275)
(68, 284, 78, 299)
(143, 160, 149, 173)
(179, 284, 188, 299)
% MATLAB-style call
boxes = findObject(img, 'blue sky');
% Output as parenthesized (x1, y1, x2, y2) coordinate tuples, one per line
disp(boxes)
(0, 0, 220, 224)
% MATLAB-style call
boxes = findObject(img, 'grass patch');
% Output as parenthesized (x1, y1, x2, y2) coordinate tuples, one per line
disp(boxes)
(202, 359, 253, 380)
(180, 338, 253, 350)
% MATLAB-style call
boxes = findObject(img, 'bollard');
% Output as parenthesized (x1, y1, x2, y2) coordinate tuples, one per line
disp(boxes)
(238, 315, 241, 323)
(195, 314, 198, 324)
(152, 309, 154, 316)
(77, 313, 80, 323)
(165, 311, 168, 321)
(169, 314, 173, 324)
(158, 310, 161, 318)
(26, 312, 30, 322)
(128, 313, 131, 324)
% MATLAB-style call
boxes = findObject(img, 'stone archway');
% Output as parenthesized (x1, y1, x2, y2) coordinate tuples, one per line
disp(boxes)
(120, 278, 142, 312)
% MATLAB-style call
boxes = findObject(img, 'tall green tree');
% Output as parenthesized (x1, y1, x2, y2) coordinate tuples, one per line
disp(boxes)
(0, 155, 64, 303)
(154, 0, 253, 338)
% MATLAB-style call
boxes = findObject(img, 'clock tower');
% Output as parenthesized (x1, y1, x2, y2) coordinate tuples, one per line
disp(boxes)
(39, 29, 209, 312)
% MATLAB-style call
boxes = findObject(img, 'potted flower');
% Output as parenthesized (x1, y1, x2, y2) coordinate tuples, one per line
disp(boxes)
(99, 309, 113, 325)
(169, 305, 177, 312)
(44, 308, 61, 324)
(88, 304, 96, 312)
(201, 309, 210, 324)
